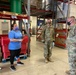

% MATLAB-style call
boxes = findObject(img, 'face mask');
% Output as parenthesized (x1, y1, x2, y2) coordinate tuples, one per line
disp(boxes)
(14, 27, 19, 31)
(67, 22, 71, 26)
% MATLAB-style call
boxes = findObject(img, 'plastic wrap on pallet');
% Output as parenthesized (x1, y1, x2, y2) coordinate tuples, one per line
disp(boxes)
(57, 2, 68, 18)
(46, 0, 52, 11)
(42, 0, 57, 11)
(42, 0, 52, 10)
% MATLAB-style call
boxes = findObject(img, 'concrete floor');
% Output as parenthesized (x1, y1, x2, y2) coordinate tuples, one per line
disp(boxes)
(0, 35, 69, 75)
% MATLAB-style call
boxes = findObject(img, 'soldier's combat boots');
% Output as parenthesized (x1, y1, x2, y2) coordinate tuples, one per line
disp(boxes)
(47, 57, 54, 62)
(45, 58, 48, 63)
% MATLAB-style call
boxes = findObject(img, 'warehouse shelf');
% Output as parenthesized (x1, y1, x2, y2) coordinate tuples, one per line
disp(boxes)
(56, 35, 67, 39)
(57, 0, 72, 2)
(0, 11, 28, 20)
(55, 21, 68, 48)
(55, 29, 67, 32)
(55, 42, 66, 48)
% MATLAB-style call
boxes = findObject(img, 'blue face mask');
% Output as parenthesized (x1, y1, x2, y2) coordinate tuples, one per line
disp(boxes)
(14, 27, 19, 31)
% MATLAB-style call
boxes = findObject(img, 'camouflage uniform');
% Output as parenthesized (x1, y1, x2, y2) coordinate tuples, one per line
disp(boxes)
(42, 24, 54, 59)
(66, 25, 76, 75)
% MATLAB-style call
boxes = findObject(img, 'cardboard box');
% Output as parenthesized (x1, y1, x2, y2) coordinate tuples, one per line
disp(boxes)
(36, 0, 42, 9)
(55, 38, 66, 44)
(31, 0, 37, 6)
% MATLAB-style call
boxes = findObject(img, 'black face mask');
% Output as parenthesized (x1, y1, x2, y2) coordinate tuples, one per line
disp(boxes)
(67, 22, 71, 25)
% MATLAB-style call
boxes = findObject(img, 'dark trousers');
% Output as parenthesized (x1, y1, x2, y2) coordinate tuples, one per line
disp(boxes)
(9, 49, 21, 65)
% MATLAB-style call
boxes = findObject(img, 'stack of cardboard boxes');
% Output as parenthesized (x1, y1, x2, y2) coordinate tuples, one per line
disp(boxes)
(31, 0, 42, 9)
(55, 23, 67, 48)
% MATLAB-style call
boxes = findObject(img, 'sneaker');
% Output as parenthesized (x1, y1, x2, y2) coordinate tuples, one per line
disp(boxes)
(10, 66, 16, 71)
(17, 61, 24, 66)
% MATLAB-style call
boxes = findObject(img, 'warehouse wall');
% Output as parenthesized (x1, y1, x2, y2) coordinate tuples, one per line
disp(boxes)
(30, 16, 37, 29)
(30, 16, 37, 35)
(70, 4, 76, 17)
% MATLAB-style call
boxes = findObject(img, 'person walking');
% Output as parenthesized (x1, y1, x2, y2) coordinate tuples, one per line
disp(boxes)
(41, 19, 55, 63)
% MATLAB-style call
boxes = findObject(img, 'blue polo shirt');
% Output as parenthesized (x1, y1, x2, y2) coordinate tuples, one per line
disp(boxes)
(8, 30, 22, 50)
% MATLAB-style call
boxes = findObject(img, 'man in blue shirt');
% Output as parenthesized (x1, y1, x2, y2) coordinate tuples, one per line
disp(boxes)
(8, 23, 24, 71)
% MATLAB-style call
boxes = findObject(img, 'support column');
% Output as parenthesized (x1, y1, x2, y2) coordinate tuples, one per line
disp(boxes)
(19, 20, 23, 31)
(27, 0, 30, 57)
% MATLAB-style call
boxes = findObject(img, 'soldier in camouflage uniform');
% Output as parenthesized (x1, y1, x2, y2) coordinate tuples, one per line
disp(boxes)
(41, 19, 55, 63)
(66, 16, 76, 75)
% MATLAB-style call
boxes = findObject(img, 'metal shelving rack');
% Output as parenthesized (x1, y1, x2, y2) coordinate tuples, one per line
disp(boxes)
(54, 0, 70, 48)
(0, 0, 73, 51)
(35, 0, 57, 41)
(31, 0, 71, 48)
(0, 0, 31, 57)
